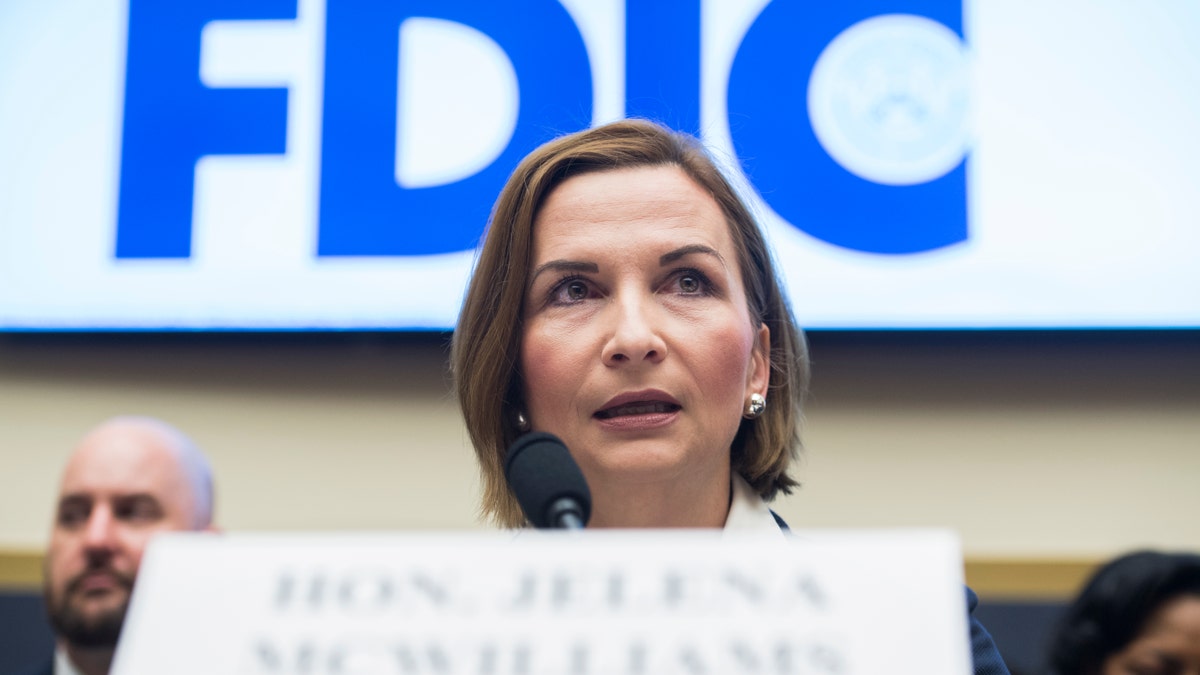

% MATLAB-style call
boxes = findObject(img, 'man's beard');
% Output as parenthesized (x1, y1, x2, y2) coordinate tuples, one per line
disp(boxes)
(45, 568, 135, 648)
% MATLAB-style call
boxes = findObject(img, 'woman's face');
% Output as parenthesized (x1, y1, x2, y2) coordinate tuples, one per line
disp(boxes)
(518, 165, 769, 503)
(1101, 595, 1200, 675)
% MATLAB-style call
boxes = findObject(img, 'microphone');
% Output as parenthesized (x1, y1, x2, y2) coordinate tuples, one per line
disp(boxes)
(504, 432, 591, 529)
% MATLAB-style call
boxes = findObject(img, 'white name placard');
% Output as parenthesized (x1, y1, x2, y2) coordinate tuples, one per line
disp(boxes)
(112, 530, 971, 675)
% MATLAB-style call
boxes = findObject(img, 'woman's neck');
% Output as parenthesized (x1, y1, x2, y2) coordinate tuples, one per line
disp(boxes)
(585, 465, 732, 529)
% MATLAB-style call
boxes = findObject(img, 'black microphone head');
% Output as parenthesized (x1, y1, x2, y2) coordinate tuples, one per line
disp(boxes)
(504, 431, 591, 529)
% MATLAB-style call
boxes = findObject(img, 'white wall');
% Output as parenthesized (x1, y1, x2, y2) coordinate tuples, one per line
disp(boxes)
(2, 333, 1197, 558)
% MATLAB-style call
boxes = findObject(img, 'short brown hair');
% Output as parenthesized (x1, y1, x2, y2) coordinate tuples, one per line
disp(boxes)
(452, 119, 809, 527)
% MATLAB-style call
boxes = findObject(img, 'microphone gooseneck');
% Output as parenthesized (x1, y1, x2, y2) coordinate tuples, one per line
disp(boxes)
(504, 431, 591, 529)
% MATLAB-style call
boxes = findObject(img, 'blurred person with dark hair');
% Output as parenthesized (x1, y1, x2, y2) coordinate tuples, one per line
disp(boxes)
(26, 417, 216, 675)
(1045, 550, 1200, 675)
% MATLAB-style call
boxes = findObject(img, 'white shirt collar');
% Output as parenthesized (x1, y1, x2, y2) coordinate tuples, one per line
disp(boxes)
(723, 473, 786, 537)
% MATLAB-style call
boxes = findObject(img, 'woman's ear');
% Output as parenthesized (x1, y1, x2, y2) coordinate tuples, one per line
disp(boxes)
(747, 322, 771, 398)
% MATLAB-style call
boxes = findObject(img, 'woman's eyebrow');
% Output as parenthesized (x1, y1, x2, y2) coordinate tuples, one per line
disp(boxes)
(659, 244, 726, 268)
(529, 260, 599, 285)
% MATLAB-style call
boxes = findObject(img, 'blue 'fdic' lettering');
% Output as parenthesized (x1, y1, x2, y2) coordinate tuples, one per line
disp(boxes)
(115, 0, 295, 259)
(113, 0, 971, 260)
(316, 0, 592, 256)
(624, 0, 701, 136)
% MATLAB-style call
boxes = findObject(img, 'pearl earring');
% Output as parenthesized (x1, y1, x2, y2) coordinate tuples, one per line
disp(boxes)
(743, 393, 766, 419)
(515, 410, 531, 432)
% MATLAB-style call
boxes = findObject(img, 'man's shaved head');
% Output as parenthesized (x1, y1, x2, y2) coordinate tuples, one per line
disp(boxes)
(44, 416, 215, 670)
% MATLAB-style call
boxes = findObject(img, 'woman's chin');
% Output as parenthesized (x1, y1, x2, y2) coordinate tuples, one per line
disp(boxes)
(590, 460, 684, 484)
(582, 449, 716, 489)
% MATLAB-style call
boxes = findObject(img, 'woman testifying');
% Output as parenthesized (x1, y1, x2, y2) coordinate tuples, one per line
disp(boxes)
(452, 119, 1008, 674)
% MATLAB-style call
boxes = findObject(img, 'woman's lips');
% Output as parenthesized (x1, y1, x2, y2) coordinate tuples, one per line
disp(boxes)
(594, 390, 681, 428)
(595, 389, 681, 419)
(595, 409, 679, 429)
(595, 401, 681, 419)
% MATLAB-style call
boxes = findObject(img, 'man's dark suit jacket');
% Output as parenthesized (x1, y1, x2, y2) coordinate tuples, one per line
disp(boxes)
(12, 658, 52, 675)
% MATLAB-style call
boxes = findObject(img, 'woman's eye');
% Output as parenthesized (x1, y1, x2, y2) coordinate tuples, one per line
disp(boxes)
(672, 270, 710, 295)
(549, 278, 591, 304)
(565, 280, 588, 301)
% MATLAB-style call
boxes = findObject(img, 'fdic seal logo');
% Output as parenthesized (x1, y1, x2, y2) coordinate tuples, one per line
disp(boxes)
(730, 2, 970, 255)
(808, 14, 971, 188)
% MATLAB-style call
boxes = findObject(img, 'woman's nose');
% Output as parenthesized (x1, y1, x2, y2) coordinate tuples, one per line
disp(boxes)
(601, 294, 668, 366)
